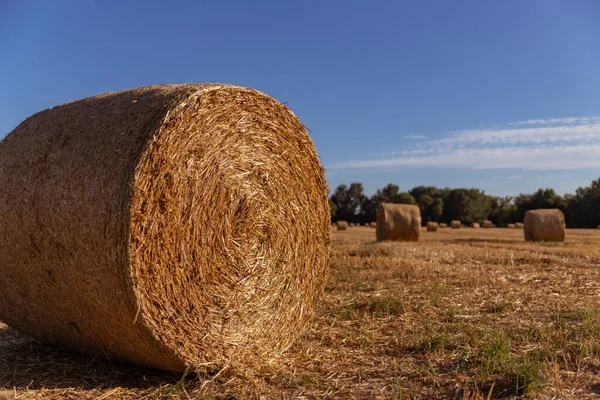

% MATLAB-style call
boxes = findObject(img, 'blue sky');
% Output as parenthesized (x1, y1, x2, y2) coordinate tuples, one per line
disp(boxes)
(2, 1, 600, 197)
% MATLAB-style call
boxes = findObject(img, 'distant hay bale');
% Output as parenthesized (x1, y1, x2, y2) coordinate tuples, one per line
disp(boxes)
(0, 84, 330, 373)
(515, 222, 524, 228)
(507, 223, 516, 228)
(597, 225, 600, 229)
(439, 223, 448, 228)
(524, 209, 565, 242)
(376, 203, 421, 242)
(482, 220, 492, 229)
(349, 222, 356, 227)
(451, 220, 461, 229)
(336, 221, 348, 231)
(471, 223, 480, 228)
(370, 222, 376, 228)
(427, 221, 438, 232)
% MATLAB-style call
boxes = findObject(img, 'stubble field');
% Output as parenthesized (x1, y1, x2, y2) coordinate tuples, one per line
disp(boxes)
(1, 227, 600, 399)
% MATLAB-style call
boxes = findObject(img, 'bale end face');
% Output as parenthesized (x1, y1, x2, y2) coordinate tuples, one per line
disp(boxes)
(376, 203, 421, 242)
(524, 209, 565, 242)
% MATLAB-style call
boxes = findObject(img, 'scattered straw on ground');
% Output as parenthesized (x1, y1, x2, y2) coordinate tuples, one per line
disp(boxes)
(2, 228, 600, 399)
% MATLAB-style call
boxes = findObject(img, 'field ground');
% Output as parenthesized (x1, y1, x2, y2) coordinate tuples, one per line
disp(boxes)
(1, 227, 600, 399)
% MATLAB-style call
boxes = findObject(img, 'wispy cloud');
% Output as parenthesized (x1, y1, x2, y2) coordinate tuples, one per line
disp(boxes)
(404, 134, 427, 140)
(329, 117, 600, 171)
(507, 116, 600, 126)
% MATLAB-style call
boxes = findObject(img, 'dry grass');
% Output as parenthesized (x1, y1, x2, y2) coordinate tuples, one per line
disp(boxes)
(2, 227, 600, 399)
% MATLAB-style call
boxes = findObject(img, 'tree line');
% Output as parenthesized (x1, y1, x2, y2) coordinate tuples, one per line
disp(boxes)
(329, 177, 600, 228)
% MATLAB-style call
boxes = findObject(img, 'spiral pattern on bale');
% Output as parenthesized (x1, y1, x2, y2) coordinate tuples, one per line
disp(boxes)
(0, 84, 330, 372)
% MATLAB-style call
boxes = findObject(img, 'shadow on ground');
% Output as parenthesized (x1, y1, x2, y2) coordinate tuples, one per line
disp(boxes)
(0, 324, 187, 391)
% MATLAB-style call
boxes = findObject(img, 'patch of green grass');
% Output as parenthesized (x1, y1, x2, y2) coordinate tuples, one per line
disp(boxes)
(336, 296, 405, 320)
(367, 296, 405, 316)
(484, 300, 512, 314)
(428, 284, 445, 308)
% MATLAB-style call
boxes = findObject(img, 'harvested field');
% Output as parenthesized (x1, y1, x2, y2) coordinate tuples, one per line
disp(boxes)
(2, 227, 600, 399)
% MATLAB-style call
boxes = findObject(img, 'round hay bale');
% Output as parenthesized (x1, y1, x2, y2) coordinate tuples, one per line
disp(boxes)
(482, 220, 492, 228)
(439, 223, 448, 228)
(515, 222, 524, 228)
(376, 203, 421, 242)
(370, 222, 376, 228)
(349, 223, 356, 227)
(524, 209, 565, 242)
(471, 223, 480, 228)
(0, 84, 330, 373)
(336, 221, 348, 231)
(450, 220, 461, 229)
(427, 221, 438, 232)
(507, 223, 516, 228)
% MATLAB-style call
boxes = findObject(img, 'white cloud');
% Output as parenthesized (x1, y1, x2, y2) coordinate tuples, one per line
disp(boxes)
(331, 145, 600, 170)
(404, 134, 427, 140)
(329, 118, 600, 171)
(507, 116, 600, 126)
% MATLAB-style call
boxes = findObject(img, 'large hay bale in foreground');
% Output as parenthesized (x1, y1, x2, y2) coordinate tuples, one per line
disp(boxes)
(451, 220, 461, 229)
(427, 221, 438, 232)
(0, 84, 330, 373)
(337, 221, 349, 230)
(524, 209, 565, 242)
(376, 203, 421, 242)
(471, 223, 480, 228)
(482, 220, 493, 228)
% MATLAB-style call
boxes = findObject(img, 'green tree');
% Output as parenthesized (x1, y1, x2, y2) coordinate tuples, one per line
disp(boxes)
(514, 189, 566, 222)
(397, 192, 417, 205)
(329, 183, 368, 223)
(441, 188, 492, 225)
(565, 177, 600, 228)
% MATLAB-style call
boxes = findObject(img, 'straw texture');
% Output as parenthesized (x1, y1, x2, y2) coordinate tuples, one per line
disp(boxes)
(482, 220, 492, 228)
(427, 222, 438, 232)
(523, 209, 565, 242)
(451, 220, 461, 229)
(376, 203, 421, 242)
(0, 84, 330, 373)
